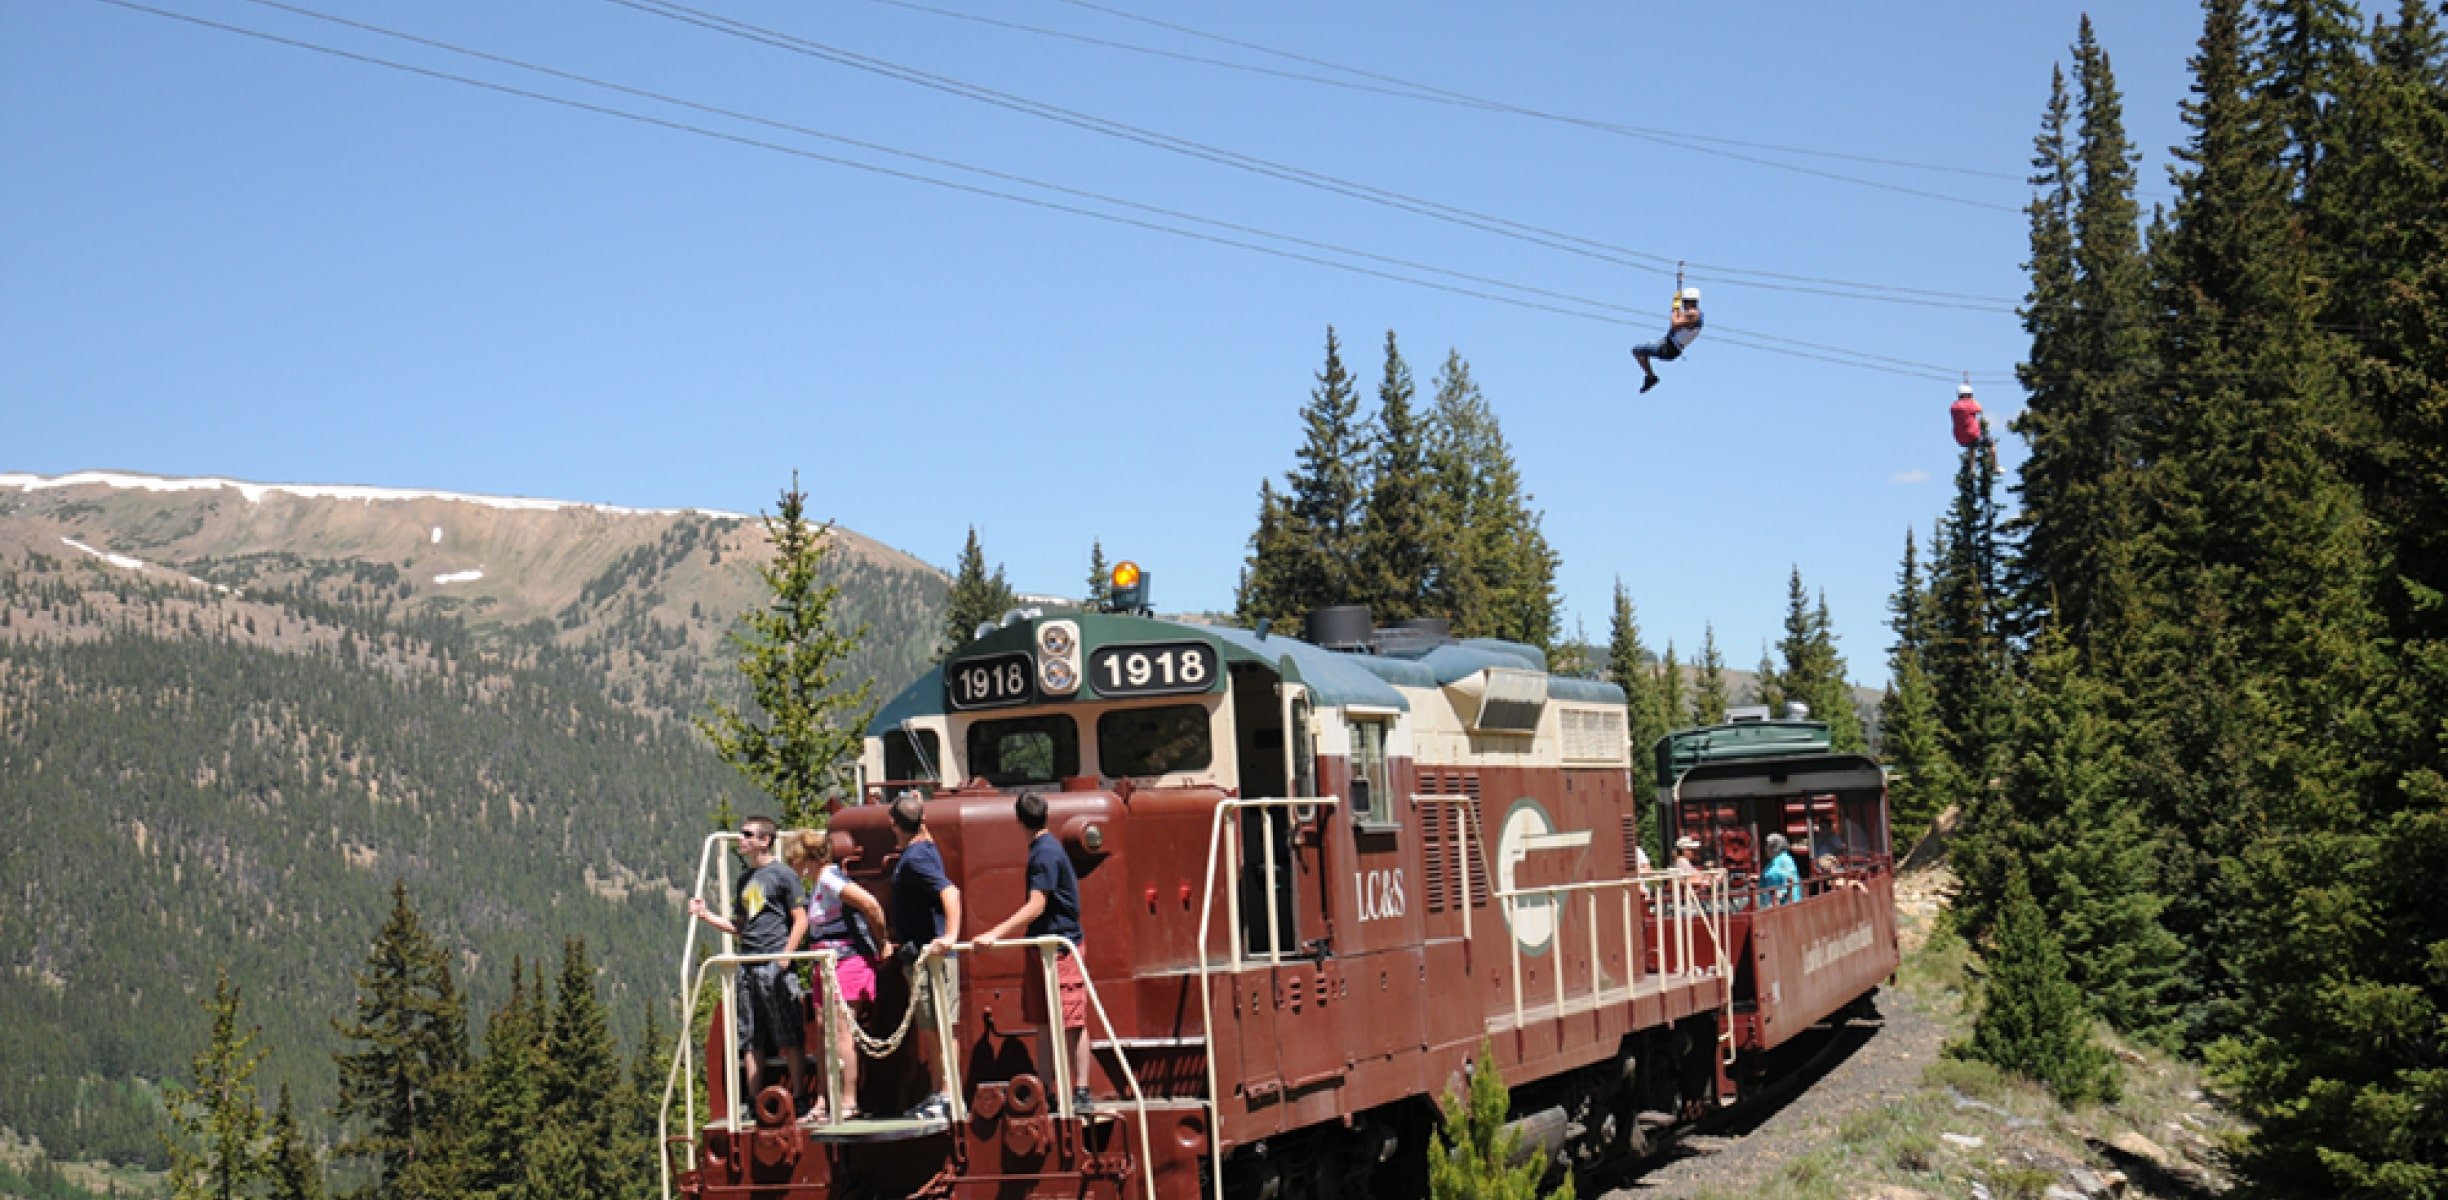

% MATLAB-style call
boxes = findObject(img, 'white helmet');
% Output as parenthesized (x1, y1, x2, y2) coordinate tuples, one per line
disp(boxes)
(1679, 286, 1701, 303)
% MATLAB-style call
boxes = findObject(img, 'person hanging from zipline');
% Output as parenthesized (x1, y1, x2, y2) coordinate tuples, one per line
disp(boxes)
(1632, 280, 1704, 394)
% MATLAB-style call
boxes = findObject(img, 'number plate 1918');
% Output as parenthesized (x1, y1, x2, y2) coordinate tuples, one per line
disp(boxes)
(945, 652, 1033, 710)
(1088, 641, 1218, 698)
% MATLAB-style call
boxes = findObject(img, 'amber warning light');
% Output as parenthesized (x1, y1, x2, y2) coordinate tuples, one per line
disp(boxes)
(1109, 560, 1150, 614)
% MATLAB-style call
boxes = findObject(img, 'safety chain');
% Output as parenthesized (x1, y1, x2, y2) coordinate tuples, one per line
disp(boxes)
(826, 948, 945, 1059)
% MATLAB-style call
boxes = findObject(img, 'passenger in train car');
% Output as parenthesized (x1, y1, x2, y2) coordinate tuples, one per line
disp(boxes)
(1759, 833, 1802, 907)
(1671, 835, 1700, 873)
(974, 792, 1095, 1112)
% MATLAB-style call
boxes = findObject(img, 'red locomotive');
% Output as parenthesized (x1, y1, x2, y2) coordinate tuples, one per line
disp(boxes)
(663, 590, 1898, 1200)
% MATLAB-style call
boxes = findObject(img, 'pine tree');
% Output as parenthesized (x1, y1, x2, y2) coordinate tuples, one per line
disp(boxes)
(264, 1085, 325, 1200)
(1423, 350, 1559, 647)
(2009, 628, 2184, 1047)
(164, 968, 268, 1200)
(1607, 582, 1669, 824)
(462, 959, 542, 1200)
(1959, 866, 2120, 1106)
(938, 525, 1017, 659)
(1240, 327, 1366, 624)
(1692, 624, 1729, 726)
(1353, 331, 1439, 622)
(1928, 434, 2012, 787)
(524, 939, 624, 1200)
(1748, 645, 1782, 713)
(1084, 539, 1111, 610)
(333, 882, 469, 1200)
(1427, 1040, 1571, 1200)
(1881, 527, 1959, 849)
(697, 473, 878, 827)
(1658, 642, 1686, 729)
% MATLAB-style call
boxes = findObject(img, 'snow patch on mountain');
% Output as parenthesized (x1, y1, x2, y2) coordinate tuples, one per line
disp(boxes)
(0, 470, 749, 520)
(62, 537, 147, 573)
(60, 536, 233, 593)
(433, 568, 485, 585)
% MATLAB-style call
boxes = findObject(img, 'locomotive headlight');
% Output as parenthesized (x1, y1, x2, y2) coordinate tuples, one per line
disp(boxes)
(1036, 619, 1082, 695)
(1040, 656, 1078, 693)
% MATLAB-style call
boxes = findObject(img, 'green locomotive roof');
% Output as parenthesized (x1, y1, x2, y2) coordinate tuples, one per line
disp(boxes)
(1651, 720, 1836, 789)
(864, 612, 1623, 735)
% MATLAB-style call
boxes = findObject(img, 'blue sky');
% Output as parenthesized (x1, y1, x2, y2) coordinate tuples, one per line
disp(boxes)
(3, 0, 2212, 686)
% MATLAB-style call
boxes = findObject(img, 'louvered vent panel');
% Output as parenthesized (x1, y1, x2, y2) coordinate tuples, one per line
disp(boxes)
(1623, 815, 1644, 874)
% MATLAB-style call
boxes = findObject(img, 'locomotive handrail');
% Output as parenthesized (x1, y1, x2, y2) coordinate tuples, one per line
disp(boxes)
(1489, 869, 1733, 1042)
(958, 934, 1160, 1200)
(1194, 794, 1343, 1200)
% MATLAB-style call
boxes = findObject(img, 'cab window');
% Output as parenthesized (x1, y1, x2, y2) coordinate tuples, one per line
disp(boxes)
(883, 728, 941, 783)
(1097, 704, 1213, 777)
(1349, 719, 1390, 824)
(965, 715, 1079, 786)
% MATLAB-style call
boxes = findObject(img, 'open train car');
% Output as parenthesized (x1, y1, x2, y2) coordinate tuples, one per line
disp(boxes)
(663, 599, 1896, 1200)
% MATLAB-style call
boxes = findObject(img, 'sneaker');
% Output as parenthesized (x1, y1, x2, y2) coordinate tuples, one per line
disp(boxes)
(1640, 374, 1660, 395)
(905, 1094, 952, 1122)
(1070, 1087, 1095, 1113)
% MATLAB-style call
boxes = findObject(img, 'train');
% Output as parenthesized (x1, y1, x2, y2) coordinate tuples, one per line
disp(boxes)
(662, 584, 1899, 1199)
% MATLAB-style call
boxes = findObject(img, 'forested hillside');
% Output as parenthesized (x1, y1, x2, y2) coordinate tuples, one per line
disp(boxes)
(0, 477, 950, 1172)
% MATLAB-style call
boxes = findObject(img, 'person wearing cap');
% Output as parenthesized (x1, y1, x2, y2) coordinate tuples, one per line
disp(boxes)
(1631, 286, 1704, 394)
(1671, 835, 1701, 873)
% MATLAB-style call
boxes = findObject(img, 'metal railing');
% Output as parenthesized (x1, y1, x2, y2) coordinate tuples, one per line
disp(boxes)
(658, 832, 1157, 1200)
(1193, 795, 1341, 1200)
(1489, 868, 1734, 1060)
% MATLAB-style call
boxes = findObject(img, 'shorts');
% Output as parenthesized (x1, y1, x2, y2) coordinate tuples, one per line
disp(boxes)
(1022, 945, 1089, 1031)
(734, 962, 802, 1057)
(816, 943, 879, 1006)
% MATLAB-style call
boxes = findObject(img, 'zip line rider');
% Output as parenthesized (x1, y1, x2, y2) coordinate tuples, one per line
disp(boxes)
(1632, 285, 1704, 394)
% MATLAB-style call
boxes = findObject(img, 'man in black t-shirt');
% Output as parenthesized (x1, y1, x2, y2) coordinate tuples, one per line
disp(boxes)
(689, 815, 810, 1111)
(976, 792, 1092, 1111)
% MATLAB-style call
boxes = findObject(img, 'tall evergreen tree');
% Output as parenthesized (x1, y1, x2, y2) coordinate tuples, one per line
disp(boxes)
(2007, 628, 2185, 1047)
(462, 959, 542, 1200)
(2256, 0, 2361, 198)
(938, 526, 1017, 658)
(1240, 327, 1366, 624)
(698, 473, 878, 827)
(1658, 642, 1686, 729)
(333, 882, 469, 1200)
(1353, 331, 1439, 622)
(527, 939, 631, 1200)
(1748, 645, 1782, 713)
(1881, 527, 1959, 848)
(264, 1085, 325, 1200)
(164, 968, 268, 1200)
(1692, 624, 1730, 726)
(1928, 433, 2012, 787)
(1423, 350, 1560, 647)
(1607, 581, 1670, 829)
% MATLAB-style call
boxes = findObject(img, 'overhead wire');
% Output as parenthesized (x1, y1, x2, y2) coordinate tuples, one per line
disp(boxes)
(602, 0, 2027, 314)
(81, 0, 2009, 385)
(861, 0, 2032, 214)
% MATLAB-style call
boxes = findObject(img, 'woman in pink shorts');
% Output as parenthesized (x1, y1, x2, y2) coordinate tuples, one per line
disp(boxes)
(785, 829, 890, 1121)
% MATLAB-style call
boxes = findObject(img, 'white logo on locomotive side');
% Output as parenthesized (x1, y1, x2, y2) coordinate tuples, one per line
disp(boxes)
(1493, 799, 1590, 954)
(1354, 868, 1407, 922)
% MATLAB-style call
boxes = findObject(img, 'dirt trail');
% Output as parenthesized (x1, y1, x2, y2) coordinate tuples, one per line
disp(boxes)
(1602, 866, 1956, 1198)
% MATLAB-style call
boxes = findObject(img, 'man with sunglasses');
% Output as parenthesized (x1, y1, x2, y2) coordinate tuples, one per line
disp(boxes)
(690, 815, 811, 1114)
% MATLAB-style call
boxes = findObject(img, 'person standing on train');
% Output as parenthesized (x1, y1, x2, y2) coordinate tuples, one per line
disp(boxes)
(1671, 835, 1700, 872)
(785, 828, 888, 1122)
(688, 815, 810, 1112)
(1759, 832, 1802, 906)
(975, 793, 1095, 1113)
(888, 792, 962, 1120)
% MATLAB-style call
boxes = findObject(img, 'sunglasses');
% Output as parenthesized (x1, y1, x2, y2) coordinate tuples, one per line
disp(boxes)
(739, 829, 769, 840)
